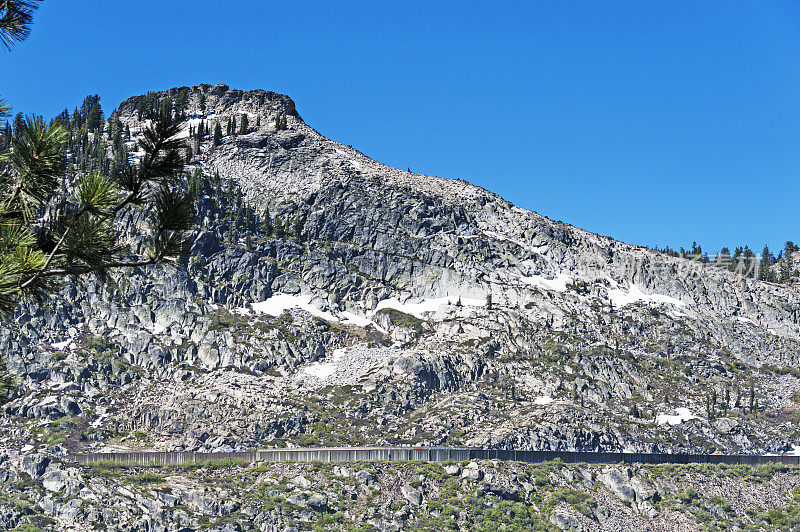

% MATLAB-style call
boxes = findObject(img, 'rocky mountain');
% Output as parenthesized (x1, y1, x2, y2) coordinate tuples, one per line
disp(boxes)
(2, 83, 800, 459)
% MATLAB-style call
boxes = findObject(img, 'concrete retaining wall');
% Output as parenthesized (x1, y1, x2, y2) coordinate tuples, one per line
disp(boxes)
(69, 447, 800, 466)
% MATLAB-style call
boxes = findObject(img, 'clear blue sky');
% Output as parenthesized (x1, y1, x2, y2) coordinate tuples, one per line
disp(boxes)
(2, 1, 798, 253)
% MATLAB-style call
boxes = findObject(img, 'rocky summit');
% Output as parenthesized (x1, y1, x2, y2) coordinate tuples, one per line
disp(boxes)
(0, 84, 799, 530)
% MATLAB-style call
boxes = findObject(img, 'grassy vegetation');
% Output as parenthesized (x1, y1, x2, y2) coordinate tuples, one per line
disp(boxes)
(376, 308, 427, 335)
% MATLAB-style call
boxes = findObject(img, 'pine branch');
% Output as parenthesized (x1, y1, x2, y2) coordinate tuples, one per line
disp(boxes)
(0, 0, 41, 49)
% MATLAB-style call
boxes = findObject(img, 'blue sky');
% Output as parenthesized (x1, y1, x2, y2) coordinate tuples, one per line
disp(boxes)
(2, 0, 798, 253)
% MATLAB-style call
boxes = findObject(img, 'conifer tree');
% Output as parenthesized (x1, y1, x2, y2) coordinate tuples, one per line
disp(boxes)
(292, 217, 304, 242)
(261, 208, 273, 236)
(174, 88, 189, 119)
(199, 92, 207, 114)
(782, 241, 796, 283)
(213, 122, 222, 146)
(715, 247, 732, 270)
(240, 114, 249, 134)
(759, 245, 774, 282)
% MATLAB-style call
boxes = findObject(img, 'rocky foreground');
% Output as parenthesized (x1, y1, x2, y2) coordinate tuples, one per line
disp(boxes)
(1, 450, 799, 531)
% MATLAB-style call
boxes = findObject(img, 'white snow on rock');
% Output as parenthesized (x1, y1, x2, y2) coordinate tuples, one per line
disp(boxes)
(521, 273, 570, 293)
(90, 413, 110, 429)
(339, 311, 373, 327)
(482, 230, 547, 255)
(656, 408, 698, 426)
(785, 445, 800, 456)
(300, 361, 337, 381)
(373, 296, 486, 319)
(51, 338, 73, 350)
(236, 293, 380, 329)
(533, 396, 554, 406)
(609, 283, 684, 309)
(247, 293, 337, 321)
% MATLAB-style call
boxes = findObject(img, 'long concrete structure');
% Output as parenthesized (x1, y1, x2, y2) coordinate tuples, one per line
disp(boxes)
(69, 447, 800, 467)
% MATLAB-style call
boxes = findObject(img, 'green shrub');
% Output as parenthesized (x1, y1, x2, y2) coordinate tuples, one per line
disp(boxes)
(126, 472, 165, 485)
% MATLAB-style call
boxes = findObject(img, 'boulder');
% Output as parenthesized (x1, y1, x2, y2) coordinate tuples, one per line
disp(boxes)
(307, 493, 328, 511)
(400, 484, 422, 506)
(20, 453, 51, 477)
(443, 464, 461, 476)
(355, 469, 377, 486)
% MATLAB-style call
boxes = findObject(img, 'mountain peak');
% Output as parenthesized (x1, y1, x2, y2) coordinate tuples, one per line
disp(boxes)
(117, 84, 300, 123)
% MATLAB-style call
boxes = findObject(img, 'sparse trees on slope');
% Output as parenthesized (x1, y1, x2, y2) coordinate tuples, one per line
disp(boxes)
(0, 110, 195, 314)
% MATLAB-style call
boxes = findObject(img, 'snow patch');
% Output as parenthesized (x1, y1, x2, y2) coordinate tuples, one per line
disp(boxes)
(609, 284, 684, 308)
(656, 408, 698, 426)
(521, 273, 570, 293)
(90, 413, 110, 429)
(51, 338, 73, 350)
(237, 293, 379, 329)
(483, 230, 547, 255)
(373, 296, 486, 319)
(299, 362, 337, 381)
(246, 294, 338, 321)
(785, 445, 800, 456)
(533, 396, 554, 406)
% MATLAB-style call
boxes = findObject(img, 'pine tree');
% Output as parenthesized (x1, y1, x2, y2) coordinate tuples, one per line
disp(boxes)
(782, 241, 796, 283)
(240, 114, 249, 134)
(714, 247, 732, 270)
(292, 217, 304, 242)
(256, 115, 261, 129)
(213, 122, 223, 146)
(759, 245, 774, 282)
(0, 0, 41, 49)
(226, 117, 233, 136)
(199, 93, 207, 114)
(174, 88, 189, 119)
(261, 208, 273, 236)
(486, 293, 493, 310)
(723, 386, 730, 414)
(274, 215, 285, 238)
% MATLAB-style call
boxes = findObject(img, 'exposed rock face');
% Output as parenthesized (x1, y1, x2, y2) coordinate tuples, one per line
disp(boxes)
(0, 83, 799, 458)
